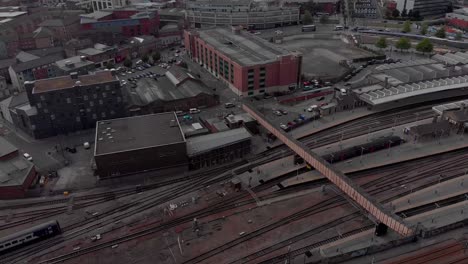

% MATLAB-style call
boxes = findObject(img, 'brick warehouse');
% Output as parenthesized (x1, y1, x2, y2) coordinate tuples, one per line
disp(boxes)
(184, 27, 302, 97)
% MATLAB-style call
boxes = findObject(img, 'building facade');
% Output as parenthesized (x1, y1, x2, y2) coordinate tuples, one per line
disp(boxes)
(94, 113, 187, 177)
(9, 54, 63, 91)
(14, 71, 125, 139)
(184, 27, 302, 96)
(395, 0, 450, 17)
(80, 9, 160, 38)
(447, 8, 468, 30)
(186, 0, 300, 29)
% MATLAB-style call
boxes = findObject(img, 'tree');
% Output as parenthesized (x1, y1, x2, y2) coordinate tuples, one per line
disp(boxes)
(435, 27, 446, 38)
(392, 9, 400, 18)
(123, 58, 132, 68)
(142, 54, 149, 63)
(106, 61, 115, 69)
(456, 32, 463, 40)
(420, 23, 428, 35)
(401, 9, 407, 17)
(303, 10, 314, 25)
(395, 37, 411, 52)
(416, 38, 433, 54)
(413, 10, 421, 20)
(402, 20, 411, 33)
(408, 9, 413, 18)
(152, 51, 161, 62)
(320, 15, 329, 24)
(375, 37, 388, 50)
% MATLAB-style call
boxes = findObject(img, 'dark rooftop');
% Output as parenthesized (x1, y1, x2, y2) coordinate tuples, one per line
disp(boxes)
(11, 54, 64, 73)
(31, 71, 117, 94)
(94, 113, 186, 156)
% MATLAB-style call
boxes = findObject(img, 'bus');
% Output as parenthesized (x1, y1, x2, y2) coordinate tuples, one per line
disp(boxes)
(302, 25, 316, 32)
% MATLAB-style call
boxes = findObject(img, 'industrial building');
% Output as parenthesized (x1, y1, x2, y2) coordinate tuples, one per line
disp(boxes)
(15, 71, 125, 139)
(0, 137, 37, 199)
(184, 27, 302, 97)
(125, 66, 218, 114)
(54, 56, 95, 75)
(185, 0, 300, 29)
(187, 127, 251, 170)
(94, 113, 187, 177)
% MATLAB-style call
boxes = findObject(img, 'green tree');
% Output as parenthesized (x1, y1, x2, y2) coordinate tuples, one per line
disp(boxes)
(420, 23, 428, 35)
(303, 10, 314, 25)
(416, 38, 433, 54)
(395, 37, 411, 52)
(106, 61, 115, 69)
(435, 27, 446, 38)
(320, 15, 329, 24)
(392, 9, 400, 18)
(152, 51, 161, 62)
(402, 20, 411, 33)
(456, 32, 463, 40)
(123, 58, 132, 68)
(375, 37, 388, 50)
(142, 54, 149, 63)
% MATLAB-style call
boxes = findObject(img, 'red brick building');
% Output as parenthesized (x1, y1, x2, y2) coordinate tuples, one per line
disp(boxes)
(80, 8, 160, 38)
(184, 27, 302, 97)
(0, 137, 37, 199)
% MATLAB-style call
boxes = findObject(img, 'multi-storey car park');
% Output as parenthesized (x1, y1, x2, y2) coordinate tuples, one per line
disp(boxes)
(184, 27, 302, 97)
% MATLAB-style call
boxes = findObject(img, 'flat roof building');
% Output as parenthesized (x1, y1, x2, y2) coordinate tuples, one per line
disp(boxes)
(54, 55, 95, 75)
(94, 113, 187, 177)
(0, 137, 37, 199)
(185, 27, 302, 97)
(187, 127, 251, 170)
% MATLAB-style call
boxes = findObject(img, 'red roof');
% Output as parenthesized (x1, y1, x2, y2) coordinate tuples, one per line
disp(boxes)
(32, 71, 116, 94)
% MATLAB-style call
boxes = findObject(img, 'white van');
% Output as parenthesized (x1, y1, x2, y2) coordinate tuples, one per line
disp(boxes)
(334, 25, 344, 31)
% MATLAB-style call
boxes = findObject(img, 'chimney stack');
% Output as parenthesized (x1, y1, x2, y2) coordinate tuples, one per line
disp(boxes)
(80, 56, 86, 61)
(70, 72, 78, 79)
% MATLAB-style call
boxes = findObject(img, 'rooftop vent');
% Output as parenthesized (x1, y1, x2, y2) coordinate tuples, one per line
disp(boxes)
(65, 60, 74, 67)
(169, 119, 177, 127)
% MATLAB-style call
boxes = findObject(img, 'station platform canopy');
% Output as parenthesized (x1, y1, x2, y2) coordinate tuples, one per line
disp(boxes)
(432, 99, 468, 115)
(357, 75, 468, 106)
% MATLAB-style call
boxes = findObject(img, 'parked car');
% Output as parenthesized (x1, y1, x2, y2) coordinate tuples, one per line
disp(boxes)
(279, 124, 289, 131)
(273, 110, 282, 116)
(189, 108, 201, 114)
(225, 102, 236, 108)
(23, 153, 33, 161)
(279, 109, 288, 115)
(307, 105, 318, 112)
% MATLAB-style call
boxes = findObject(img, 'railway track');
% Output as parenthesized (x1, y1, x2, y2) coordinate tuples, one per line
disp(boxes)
(0, 103, 456, 263)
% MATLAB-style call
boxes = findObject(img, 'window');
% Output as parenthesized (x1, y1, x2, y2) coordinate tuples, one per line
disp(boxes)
(44, 108, 49, 113)
(36, 103, 41, 108)
(117, 97, 122, 103)
(101, 112, 106, 118)
(89, 101, 94, 107)
(248, 91, 254, 95)
(92, 113, 97, 119)
(50, 114, 55, 120)
(93, 94, 97, 99)
(105, 85, 110, 90)
(66, 98, 71, 104)
(102, 92, 107, 98)
(99, 99, 103, 105)
(110, 110, 115, 115)
(84, 95, 88, 100)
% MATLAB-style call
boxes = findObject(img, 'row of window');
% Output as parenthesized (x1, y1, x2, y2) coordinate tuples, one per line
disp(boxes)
(197, 42, 235, 84)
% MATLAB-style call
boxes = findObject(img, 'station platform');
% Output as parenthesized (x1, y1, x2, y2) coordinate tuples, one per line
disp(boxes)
(391, 174, 468, 212)
(280, 118, 468, 188)
(269, 107, 372, 148)
(309, 200, 468, 263)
